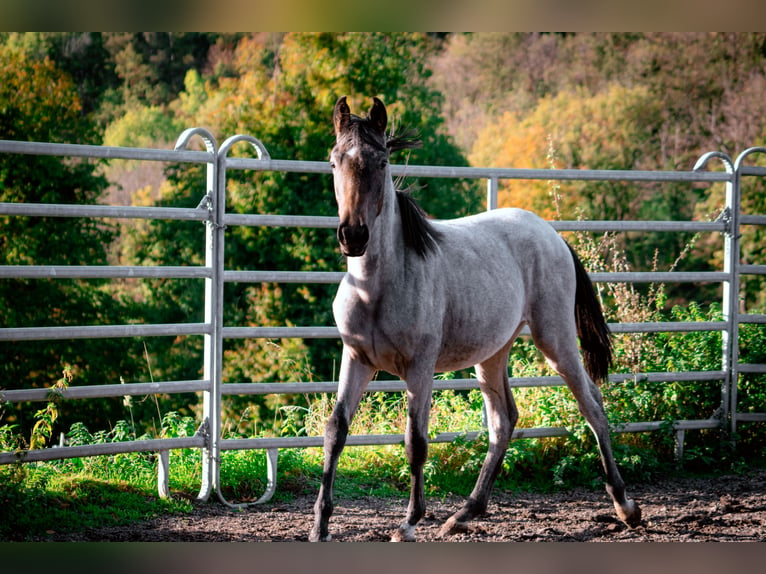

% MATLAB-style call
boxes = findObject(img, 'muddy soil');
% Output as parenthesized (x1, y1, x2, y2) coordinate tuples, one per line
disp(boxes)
(33, 469, 766, 542)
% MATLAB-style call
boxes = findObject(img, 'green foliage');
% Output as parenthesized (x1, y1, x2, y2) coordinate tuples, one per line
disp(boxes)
(102, 104, 183, 149)
(29, 366, 71, 450)
(0, 43, 150, 437)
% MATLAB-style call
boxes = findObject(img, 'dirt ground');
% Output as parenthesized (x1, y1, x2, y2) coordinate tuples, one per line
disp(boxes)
(34, 468, 766, 542)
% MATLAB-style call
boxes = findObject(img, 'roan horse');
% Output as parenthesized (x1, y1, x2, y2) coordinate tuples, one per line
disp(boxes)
(310, 96, 642, 542)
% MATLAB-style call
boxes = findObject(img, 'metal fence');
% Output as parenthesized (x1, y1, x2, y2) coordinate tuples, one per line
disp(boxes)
(0, 131, 764, 507)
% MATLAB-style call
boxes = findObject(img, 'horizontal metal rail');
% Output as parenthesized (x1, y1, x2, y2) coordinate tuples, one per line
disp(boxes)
(218, 321, 726, 341)
(0, 380, 210, 403)
(0, 369, 726, 404)
(227, 156, 733, 183)
(221, 370, 725, 398)
(739, 364, 766, 374)
(220, 418, 721, 453)
(0, 202, 210, 221)
(550, 220, 726, 233)
(0, 323, 211, 341)
(0, 265, 211, 279)
(221, 428, 570, 452)
(222, 326, 340, 339)
(588, 271, 727, 283)
(608, 321, 725, 333)
(0, 139, 212, 164)
(221, 211, 725, 234)
(223, 270, 345, 284)
(740, 264, 766, 276)
(223, 213, 338, 228)
(0, 436, 206, 465)
(0, 266, 730, 285)
(736, 413, 766, 422)
(741, 214, 766, 226)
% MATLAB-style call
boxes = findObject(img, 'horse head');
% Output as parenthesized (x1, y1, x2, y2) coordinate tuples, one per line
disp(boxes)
(330, 96, 389, 257)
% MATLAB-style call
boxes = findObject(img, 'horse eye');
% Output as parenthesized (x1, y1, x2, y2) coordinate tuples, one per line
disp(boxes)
(329, 161, 336, 169)
(380, 159, 388, 169)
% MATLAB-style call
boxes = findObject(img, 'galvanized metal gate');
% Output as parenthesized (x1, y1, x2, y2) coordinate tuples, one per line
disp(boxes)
(0, 133, 764, 507)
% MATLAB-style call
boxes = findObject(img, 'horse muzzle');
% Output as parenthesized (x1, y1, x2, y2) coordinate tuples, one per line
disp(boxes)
(337, 222, 369, 257)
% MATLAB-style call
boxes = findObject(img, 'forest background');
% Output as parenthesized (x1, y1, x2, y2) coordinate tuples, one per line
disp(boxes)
(1, 32, 765, 444)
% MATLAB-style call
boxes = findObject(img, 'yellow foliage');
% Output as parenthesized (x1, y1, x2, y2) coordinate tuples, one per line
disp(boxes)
(469, 84, 662, 220)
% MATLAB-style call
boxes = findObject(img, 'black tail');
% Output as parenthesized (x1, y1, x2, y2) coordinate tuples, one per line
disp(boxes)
(566, 242, 612, 384)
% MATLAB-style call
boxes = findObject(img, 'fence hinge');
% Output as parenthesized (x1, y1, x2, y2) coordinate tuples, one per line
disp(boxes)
(197, 192, 227, 230)
(196, 191, 213, 212)
(716, 207, 733, 236)
(195, 419, 211, 446)
(711, 403, 726, 422)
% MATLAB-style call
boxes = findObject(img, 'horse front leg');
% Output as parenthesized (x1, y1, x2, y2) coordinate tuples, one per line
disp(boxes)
(391, 374, 433, 542)
(309, 348, 374, 542)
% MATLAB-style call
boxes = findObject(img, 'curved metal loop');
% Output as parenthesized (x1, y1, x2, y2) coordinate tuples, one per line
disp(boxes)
(734, 146, 766, 171)
(174, 127, 218, 154)
(215, 447, 279, 509)
(693, 150, 735, 174)
(219, 134, 271, 161)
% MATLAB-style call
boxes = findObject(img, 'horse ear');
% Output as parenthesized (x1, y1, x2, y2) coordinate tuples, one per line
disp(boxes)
(334, 96, 351, 135)
(369, 97, 387, 135)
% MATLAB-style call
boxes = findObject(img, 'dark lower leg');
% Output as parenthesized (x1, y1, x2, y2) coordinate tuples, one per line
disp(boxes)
(310, 406, 349, 541)
(587, 409, 642, 528)
(391, 392, 430, 542)
(440, 368, 518, 536)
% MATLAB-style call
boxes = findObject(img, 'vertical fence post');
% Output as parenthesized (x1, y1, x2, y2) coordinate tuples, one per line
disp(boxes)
(724, 162, 742, 438)
(487, 176, 499, 211)
(731, 147, 766, 436)
(202, 139, 228, 501)
(157, 450, 170, 498)
(212, 135, 272, 507)
(728, 148, 766, 437)
(695, 152, 736, 436)
(173, 128, 220, 502)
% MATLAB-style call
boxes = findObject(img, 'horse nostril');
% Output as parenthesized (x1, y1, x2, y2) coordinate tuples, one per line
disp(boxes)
(357, 224, 369, 244)
(337, 224, 349, 244)
(338, 223, 369, 254)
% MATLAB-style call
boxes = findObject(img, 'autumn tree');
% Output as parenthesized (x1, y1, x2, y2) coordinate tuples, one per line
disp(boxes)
(0, 44, 148, 438)
(470, 84, 666, 221)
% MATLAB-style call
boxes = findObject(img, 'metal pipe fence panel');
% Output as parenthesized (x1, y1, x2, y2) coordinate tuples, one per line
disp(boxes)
(0, 202, 211, 221)
(0, 134, 762, 507)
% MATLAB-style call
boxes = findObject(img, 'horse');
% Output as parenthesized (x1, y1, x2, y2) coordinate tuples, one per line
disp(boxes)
(309, 96, 642, 542)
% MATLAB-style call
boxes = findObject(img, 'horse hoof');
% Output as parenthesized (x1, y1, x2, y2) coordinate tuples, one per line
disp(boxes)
(391, 524, 416, 542)
(309, 528, 332, 542)
(615, 499, 642, 528)
(438, 516, 469, 537)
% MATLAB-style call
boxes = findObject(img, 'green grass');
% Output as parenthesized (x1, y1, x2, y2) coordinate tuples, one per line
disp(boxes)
(0, 464, 192, 541)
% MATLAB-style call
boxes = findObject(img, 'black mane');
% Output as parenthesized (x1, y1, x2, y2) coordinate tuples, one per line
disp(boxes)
(396, 190, 442, 258)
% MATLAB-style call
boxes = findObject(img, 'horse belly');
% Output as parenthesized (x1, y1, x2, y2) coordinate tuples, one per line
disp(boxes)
(434, 301, 523, 373)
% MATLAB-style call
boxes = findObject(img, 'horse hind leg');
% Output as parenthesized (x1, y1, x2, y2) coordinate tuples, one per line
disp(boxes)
(531, 322, 642, 528)
(439, 343, 518, 537)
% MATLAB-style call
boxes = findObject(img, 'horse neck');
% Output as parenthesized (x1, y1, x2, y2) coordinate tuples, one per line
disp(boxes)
(346, 175, 403, 294)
